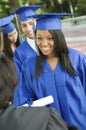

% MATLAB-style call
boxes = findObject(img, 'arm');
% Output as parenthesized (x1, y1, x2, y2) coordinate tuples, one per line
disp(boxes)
(13, 60, 36, 106)
(78, 54, 86, 94)
(14, 50, 22, 80)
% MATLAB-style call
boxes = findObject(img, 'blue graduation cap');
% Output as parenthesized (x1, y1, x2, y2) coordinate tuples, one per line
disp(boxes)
(0, 15, 15, 34)
(0, 15, 14, 27)
(32, 13, 73, 30)
(13, 5, 42, 21)
(3, 22, 15, 34)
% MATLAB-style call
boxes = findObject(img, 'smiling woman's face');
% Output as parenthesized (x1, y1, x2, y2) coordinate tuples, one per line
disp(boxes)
(36, 30, 56, 58)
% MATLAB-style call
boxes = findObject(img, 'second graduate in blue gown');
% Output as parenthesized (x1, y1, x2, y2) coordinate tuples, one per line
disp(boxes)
(13, 14, 86, 130)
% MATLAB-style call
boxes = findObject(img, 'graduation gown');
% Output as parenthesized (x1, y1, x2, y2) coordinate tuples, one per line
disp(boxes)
(0, 104, 68, 130)
(13, 48, 86, 130)
(14, 39, 36, 79)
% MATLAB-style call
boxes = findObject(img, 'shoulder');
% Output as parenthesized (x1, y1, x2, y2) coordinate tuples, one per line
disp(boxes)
(11, 105, 50, 123)
(0, 105, 68, 130)
(19, 38, 25, 44)
(15, 40, 36, 58)
(0, 105, 49, 118)
(15, 40, 28, 52)
(68, 48, 86, 61)
(22, 56, 37, 71)
(68, 48, 86, 69)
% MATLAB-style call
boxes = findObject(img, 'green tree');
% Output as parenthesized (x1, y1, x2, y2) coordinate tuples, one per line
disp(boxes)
(0, 0, 9, 17)
(0, 0, 86, 18)
(76, 0, 86, 16)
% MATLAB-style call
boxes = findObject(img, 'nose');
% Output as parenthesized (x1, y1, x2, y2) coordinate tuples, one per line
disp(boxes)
(13, 34, 17, 40)
(27, 25, 32, 31)
(42, 39, 48, 46)
(13, 34, 17, 38)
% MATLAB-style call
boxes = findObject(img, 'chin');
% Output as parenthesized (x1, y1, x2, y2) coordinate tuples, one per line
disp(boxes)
(42, 52, 49, 56)
(14, 41, 17, 43)
(27, 33, 34, 39)
(28, 37, 34, 39)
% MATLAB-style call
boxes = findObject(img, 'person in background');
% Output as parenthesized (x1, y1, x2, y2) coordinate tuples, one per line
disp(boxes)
(13, 13, 86, 130)
(0, 51, 74, 130)
(13, 5, 42, 79)
(0, 15, 22, 61)
(12, 5, 42, 106)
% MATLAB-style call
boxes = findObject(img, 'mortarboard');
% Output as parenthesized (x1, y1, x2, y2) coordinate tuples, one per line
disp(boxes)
(3, 22, 15, 34)
(0, 15, 14, 51)
(0, 15, 15, 34)
(0, 15, 14, 27)
(12, 5, 42, 21)
(31, 13, 73, 30)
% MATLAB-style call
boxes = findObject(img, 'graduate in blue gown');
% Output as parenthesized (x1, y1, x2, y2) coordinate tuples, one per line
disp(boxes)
(0, 15, 22, 61)
(13, 13, 86, 130)
(0, 51, 72, 130)
(13, 5, 42, 79)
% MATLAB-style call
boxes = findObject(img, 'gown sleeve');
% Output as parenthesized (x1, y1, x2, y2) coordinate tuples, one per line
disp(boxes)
(14, 50, 22, 80)
(13, 59, 36, 107)
(78, 54, 86, 94)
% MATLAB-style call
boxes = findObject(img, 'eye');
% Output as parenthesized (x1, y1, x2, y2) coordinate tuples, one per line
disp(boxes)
(8, 34, 12, 37)
(37, 37, 42, 41)
(47, 37, 53, 41)
(21, 24, 27, 28)
(29, 21, 33, 25)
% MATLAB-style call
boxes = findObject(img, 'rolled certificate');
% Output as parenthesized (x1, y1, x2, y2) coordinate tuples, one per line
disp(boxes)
(31, 95, 54, 107)
(19, 95, 54, 107)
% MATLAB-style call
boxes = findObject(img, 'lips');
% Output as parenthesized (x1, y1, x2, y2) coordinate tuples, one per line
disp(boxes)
(41, 47, 51, 54)
(26, 32, 30, 35)
(26, 31, 33, 35)
(42, 46, 50, 51)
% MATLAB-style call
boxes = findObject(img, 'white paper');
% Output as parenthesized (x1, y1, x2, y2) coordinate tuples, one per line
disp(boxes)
(31, 95, 54, 107)
(20, 95, 54, 107)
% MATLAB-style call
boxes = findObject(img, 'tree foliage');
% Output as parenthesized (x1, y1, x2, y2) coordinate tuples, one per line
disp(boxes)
(0, 0, 86, 18)
(76, 0, 86, 16)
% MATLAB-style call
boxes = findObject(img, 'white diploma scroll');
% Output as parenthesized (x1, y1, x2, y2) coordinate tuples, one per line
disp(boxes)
(21, 95, 54, 107)
(31, 95, 54, 107)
